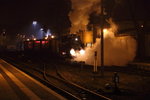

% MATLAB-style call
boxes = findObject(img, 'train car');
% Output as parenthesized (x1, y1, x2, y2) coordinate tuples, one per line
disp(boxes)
(24, 39, 49, 50)
(24, 38, 59, 53)
(59, 34, 84, 58)
(23, 34, 83, 58)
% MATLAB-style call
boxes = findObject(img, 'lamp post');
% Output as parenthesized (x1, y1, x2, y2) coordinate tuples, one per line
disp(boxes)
(32, 21, 37, 38)
(101, 0, 104, 77)
(40, 28, 44, 39)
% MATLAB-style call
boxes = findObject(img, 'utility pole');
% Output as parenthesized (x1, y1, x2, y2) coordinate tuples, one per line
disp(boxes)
(101, 0, 104, 77)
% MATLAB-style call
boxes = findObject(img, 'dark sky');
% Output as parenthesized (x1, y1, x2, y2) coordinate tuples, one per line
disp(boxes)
(0, 0, 71, 34)
(0, 0, 150, 35)
(112, 0, 150, 21)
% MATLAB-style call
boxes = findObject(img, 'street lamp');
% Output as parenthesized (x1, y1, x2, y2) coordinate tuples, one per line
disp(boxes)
(40, 28, 44, 31)
(33, 21, 37, 25)
(40, 28, 44, 39)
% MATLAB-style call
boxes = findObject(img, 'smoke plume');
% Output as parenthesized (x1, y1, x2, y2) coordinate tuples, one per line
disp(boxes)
(73, 20, 137, 66)
(69, 0, 101, 33)
(69, 0, 137, 66)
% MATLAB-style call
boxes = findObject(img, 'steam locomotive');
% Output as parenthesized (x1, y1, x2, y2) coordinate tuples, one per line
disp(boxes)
(23, 34, 83, 58)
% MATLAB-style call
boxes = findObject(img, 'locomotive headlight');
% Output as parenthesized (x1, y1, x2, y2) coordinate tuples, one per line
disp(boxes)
(79, 49, 85, 55)
(70, 48, 85, 56)
(70, 48, 76, 56)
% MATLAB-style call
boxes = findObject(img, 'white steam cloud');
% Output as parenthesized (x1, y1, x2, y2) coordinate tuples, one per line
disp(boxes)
(69, 0, 101, 33)
(73, 20, 137, 66)
(69, 0, 137, 66)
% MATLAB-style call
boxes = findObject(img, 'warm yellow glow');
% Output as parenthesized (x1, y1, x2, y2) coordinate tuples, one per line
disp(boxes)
(141, 25, 144, 28)
(101, 28, 109, 37)
(70, 48, 76, 56)
(27, 39, 30, 41)
(45, 37, 48, 40)
(103, 29, 108, 33)
(83, 31, 93, 45)
(75, 38, 78, 41)
(79, 49, 85, 55)
(51, 35, 55, 39)
(100, 28, 114, 38)
(33, 38, 37, 40)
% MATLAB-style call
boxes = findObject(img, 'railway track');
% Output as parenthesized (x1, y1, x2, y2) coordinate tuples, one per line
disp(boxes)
(1, 55, 111, 100)
(42, 64, 111, 100)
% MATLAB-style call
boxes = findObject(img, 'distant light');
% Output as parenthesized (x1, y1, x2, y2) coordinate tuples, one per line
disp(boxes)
(23, 35, 26, 38)
(79, 49, 85, 55)
(103, 28, 110, 37)
(75, 38, 78, 41)
(33, 21, 37, 25)
(141, 25, 144, 28)
(40, 28, 44, 31)
(44, 37, 48, 40)
(27, 39, 30, 41)
(51, 35, 55, 39)
(33, 38, 36, 41)
(62, 52, 66, 55)
(103, 29, 108, 33)
(46, 33, 51, 37)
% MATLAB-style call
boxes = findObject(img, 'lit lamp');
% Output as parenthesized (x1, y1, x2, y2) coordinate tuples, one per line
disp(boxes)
(33, 21, 37, 25)
(33, 38, 36, 41)
(75, 38, 78, 41)
(51, 35, 55, 39)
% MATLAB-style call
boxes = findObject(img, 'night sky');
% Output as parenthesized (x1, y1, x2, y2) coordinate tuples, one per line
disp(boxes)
(112, 0, 150, 21)
(0, 0, 71, 35)
(0, 0, 150, 36)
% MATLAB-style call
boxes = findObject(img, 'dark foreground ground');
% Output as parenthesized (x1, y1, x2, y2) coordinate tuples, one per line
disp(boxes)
(1, 51, 150, 100)
(59, 64, 150, 100)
